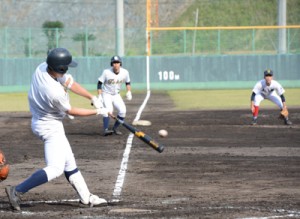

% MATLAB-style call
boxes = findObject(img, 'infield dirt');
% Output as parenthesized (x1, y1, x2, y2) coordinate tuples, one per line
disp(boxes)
(0, 92, 299, 219)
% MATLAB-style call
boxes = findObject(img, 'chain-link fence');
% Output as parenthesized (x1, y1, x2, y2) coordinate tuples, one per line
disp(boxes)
(150, 26, 300, 55)
(0, 27, 137, 58)
(0, 26, 299, 58)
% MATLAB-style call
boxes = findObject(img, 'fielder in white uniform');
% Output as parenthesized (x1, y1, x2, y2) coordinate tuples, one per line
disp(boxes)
(6, 48, 109, 211)
(250, 69, 292, 125)
(97, 55, 132, 136)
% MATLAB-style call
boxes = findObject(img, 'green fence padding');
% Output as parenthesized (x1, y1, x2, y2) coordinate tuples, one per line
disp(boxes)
(1, 54, 299, 92)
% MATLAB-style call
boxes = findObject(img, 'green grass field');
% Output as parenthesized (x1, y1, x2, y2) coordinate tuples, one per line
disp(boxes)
(168, 88, 300, 110)
(0, 89, 299, 112)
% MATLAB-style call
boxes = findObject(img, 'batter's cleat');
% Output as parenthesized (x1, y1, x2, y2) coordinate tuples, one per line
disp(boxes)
(284, 119, 292, 125)
(80, 194, 107, 208)
(5, 186, 21, 211)
(89, 194, 107, 207)
(113, 129, 122, 135)
(104, 129, 113, 136)
(251, 118, 257, 125)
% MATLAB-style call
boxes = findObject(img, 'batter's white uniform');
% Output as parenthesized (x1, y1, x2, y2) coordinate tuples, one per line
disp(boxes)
(7, 49, 106, 210)
(28, 62, 77, 181)
(252, 79, 285, 109)
(98, 67, 130, 117)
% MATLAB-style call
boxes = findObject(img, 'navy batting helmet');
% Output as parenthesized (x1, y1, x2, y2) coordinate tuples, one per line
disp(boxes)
(110, 55, 122, 66)
(47, 48, 77, 74)
(264, 69, 273, 77)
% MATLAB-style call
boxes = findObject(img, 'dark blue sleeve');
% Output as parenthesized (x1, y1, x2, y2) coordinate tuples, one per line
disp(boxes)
(250, 92, 256, 101)
(280, 94, 286, 102)
(97, 81, 102, 89)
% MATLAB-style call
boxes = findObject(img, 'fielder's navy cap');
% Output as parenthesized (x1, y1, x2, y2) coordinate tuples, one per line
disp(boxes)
(264, 69, 273, 76)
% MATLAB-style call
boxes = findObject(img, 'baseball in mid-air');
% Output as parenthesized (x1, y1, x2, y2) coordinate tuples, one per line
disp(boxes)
(158, 129, 168, 137)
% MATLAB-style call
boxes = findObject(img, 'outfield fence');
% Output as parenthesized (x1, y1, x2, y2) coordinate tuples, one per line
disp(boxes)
(0, 26, 300, 92)
(0, 26, 299, 58)
(1, 54, 300, 93)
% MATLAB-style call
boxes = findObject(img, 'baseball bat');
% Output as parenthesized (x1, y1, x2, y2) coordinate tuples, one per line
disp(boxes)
(111, 115, 164, 153)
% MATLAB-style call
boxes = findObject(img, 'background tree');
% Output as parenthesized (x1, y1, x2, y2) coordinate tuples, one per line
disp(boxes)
(42, 21, 64, 50)
(72, 32, 96, 56)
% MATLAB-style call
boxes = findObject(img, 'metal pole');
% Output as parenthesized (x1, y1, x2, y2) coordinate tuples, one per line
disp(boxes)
(252, 29, 255, 54)
(55, 28, 59, 47)
(85, 27, 88, 56)
(278, 0, 286, 54)
(192, 8, 199, 55)
(146, 0, 151, 91)
(29, 28, 32, 57)
(183, 30, 186, 54)
(116, 0, 124, 56)
(217, 29, 221, 54)
(5, 27, 8, 58)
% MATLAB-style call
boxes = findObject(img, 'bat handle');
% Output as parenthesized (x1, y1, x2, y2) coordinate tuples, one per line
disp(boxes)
(110, 114, 125, 125)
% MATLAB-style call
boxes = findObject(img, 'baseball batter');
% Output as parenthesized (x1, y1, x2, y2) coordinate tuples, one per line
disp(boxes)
(6, 48, 108, 211)
(250, 69, 292, 125)
(97, 55, 132, 136)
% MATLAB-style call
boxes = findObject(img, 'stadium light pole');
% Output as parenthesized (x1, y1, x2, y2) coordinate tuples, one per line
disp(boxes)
(278, 0, 286, 54)
(116, 0, 124, 56)
(192, 8, 199, 55)
(146, 0, 151, 91)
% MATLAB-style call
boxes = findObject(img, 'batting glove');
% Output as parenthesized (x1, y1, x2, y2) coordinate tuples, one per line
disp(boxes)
(126, 91, 132, 101)
(96, 108, 109, 117)
(91, 96, 103, 109)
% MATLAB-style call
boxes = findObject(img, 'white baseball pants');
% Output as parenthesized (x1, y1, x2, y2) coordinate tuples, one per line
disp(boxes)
(31, 119, 77, 181)
(102, 92, 126, 117)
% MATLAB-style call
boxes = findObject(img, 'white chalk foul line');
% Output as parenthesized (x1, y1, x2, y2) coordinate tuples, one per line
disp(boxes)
(111, 90, 151, 201)
(1, 199, 299, 218)
(111, 133, 134, 199)
(236, 207, 300, 219)
(24, 199, 79, 204)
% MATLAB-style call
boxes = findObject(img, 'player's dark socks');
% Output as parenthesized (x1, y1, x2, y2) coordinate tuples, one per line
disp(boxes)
(113, 116, 124, 130)
(251, 117, 257, 125)
(64, 168, 79, 182)
(103, 117, 110, 130)
(16, 169, 48, 193)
